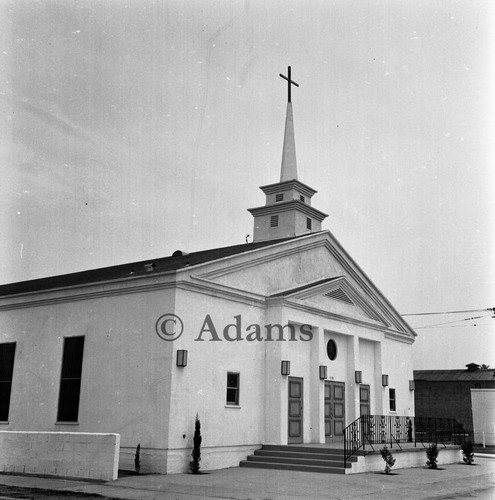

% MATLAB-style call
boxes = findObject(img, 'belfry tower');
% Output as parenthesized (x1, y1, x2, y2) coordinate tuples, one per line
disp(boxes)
(248, 67, 328, 242)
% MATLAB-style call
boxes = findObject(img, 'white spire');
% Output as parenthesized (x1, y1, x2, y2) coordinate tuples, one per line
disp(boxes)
(280, 102, 298, 182)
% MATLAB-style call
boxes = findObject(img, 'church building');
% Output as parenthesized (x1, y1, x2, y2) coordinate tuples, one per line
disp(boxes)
(0, 68, 416, 474)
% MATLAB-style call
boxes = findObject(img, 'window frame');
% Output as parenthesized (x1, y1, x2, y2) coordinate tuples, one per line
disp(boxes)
(0, 342, 16, 422)
(226, 372, 240, 406)
(270, 215, 279, 228)
(326, 339, 337, 361)
(57, 336, 85, 423)
(389, 388, 396, 412)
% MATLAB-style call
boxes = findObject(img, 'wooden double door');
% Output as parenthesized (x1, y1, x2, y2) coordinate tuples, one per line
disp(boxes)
(325, 381, 345, 441)
(287, 378, 348, 443)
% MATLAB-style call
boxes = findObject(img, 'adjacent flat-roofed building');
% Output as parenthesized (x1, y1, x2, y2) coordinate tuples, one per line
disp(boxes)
(414, 364, 495, 436)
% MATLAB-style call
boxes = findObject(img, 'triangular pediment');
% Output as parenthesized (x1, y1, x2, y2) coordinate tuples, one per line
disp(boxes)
(186, 231, 415, 339)
(271, 276, 387, 326)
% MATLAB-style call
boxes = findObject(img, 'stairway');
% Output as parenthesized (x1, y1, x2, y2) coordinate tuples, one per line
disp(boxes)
(240, 445, 357, 474)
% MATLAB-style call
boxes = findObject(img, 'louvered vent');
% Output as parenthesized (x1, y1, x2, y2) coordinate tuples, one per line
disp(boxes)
(325, 288, 353, 305)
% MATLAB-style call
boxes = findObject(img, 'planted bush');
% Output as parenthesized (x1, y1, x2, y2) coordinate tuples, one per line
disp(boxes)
(189, 414, 202, 474)
(380, 446, 396, 474)
(426, 443, 439, 469)
(461, 441, 475, 465)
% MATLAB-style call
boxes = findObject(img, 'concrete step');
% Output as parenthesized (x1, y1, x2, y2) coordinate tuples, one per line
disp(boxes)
(261, 444, 347, 454)
(253, 449, 355, 463)
(240, 460, 346, 474)
(260, 444, 363, 457)
(240, 444, 353, 474)
(248, 454, 349, 468)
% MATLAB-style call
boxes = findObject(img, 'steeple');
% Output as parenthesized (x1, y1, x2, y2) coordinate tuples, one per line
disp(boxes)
(248, 67, 328, 242)
(279, 66, 299, 182)
(280, 103, 298, 182)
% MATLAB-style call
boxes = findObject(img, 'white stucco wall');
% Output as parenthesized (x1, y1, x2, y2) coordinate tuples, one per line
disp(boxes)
(165, 288, 268, 472)
(0, 276, 177, 473)
(381, 338, 415, 416)
(323, 331, 352, 383)
(471, 389, 495, 445)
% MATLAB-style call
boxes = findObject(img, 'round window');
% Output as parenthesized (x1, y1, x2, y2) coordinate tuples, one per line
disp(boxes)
(327, 339, 337, 360)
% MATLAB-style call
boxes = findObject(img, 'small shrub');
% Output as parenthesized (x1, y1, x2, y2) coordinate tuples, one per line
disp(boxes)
(134, 443, 141, 474)
(189, 414, 202, 474)
(380, 446, 396, 474)
(426, 443, 439, 469)
(461, 440, 475, 465)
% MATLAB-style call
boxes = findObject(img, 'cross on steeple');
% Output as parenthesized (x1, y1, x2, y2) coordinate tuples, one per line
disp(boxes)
(279, 66, 299, 103)
(247, 65, 328, 242)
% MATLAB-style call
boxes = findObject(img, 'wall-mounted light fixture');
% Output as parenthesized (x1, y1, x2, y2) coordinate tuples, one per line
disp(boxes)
(355, 371, 362, 384)
(382, 374, 389, 387)
(281, 360, 290, 376)
(176, 349, 188, 367)
(319, 365, 327, 380)
(409, 380, 415, 391)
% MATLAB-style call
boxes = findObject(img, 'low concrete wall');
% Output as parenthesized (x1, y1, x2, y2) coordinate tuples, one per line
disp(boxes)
(0, 431, 120, 481)
(471, 389, 495, 446)
(349, 446, 462, 474)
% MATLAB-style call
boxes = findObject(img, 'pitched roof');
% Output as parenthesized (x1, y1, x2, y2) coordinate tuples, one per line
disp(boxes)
(0, 235, 311, 297)
(414, 369, 495, 382)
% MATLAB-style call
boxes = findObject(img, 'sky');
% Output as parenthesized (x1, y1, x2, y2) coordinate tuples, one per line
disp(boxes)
(1, 0, 494, 369)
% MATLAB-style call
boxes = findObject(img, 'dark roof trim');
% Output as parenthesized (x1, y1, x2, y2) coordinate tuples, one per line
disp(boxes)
(0, 234, 313, 297)
(414, 369, 495, 382)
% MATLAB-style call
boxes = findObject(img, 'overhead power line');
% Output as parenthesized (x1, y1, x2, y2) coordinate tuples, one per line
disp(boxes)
(416, 322, 494, 330)
(402, 307, 495, 317)
(414, 314, 492, 330)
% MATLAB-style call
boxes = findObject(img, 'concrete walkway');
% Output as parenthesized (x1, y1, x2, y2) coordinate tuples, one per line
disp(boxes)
(0, 456, 494, 500)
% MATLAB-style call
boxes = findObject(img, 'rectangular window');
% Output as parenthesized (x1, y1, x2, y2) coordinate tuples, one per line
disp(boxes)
(389, 388, 396, 412)
(57, 336, 85, 422)
(270, 215, 279, 227)
(226, 372, 240, 405)
(306, 217, 312, 230)
(0, 343, 16, 421)
(300, 195, 305, 202)
(275, 193, 284, 202)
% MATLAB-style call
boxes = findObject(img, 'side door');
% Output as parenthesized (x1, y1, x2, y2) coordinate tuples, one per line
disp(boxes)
(359, 384, 372, 442)
(288, 377, 303, 444)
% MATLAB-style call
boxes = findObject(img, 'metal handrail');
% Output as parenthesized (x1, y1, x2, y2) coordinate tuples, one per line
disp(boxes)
(343, 416, 362, 468)
(391, 433, 403, 451)
(343, 415, 469, 468)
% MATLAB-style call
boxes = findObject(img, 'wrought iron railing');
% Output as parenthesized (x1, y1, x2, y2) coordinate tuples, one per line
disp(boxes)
(343, 415, 469, 468)
(414, 416, 469, 447)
